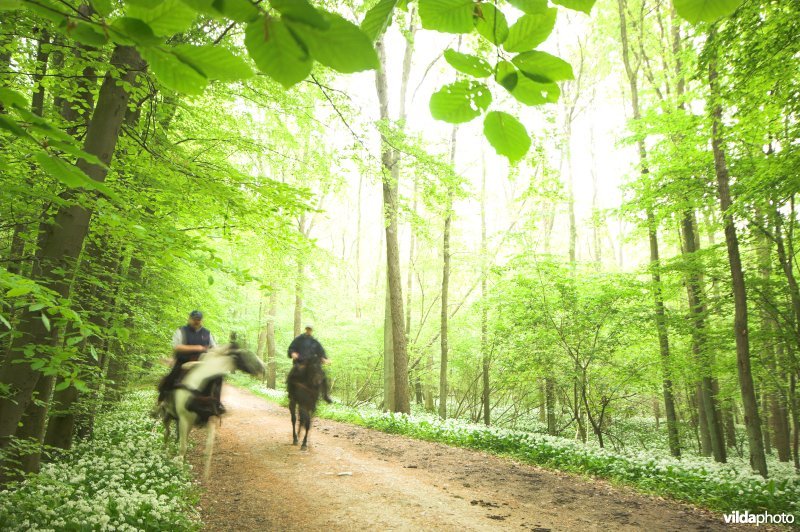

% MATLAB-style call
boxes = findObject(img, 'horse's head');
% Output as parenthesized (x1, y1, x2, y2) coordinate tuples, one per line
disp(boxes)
(227, 344, 265, 378)
(198, 343, 264, 377)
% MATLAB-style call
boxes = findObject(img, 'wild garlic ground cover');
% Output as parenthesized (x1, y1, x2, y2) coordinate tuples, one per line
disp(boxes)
(233, 374, 799, 520)
(0, 390, 200, 531)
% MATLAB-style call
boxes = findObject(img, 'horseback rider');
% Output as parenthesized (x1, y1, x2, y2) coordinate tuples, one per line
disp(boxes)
(288, 325, 332, 403)
(158, 310, 223, 411)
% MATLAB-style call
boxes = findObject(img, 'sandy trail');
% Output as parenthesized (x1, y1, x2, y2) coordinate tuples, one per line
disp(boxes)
(188, 385, 757, 531)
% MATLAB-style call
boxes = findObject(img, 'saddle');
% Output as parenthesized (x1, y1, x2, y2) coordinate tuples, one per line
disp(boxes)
(158, 357, 225, 426)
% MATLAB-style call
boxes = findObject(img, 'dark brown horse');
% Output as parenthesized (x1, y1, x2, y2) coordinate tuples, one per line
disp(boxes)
(286, 361, 325, 450)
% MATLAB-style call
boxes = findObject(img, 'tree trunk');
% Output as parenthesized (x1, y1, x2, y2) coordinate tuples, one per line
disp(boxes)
(0, 15, 15, 78)
(375, 37, 410, 414)
(683, 210, 726, 463)
(13, 375, 54, 474)
(546, 378, 556, 435)
(0, 46, 144, 463)
(708, 45, 767, 476)
(7, 29, 51, 276)
(480, 150, 490, 426)
(772, 209, 800, 352)
(46, 239, 121, 451)
(355, 173, 363, 318)
(790, 373, 800, 470)
(266, 291, 277, 389)
(757, 218, 792, 461)
(105, 255, 144, 404)
(439, 125, 457, 420)
(406, 177, 417, 337)
(617, 0, 680, 457)
(383, 280, 395, 411)
(294, 259, 303, 337)
(724, 399, 737, 449)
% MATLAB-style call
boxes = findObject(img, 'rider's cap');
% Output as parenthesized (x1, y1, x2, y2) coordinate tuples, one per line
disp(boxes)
(305, 325, 313, 330)
(189, 310, 203, 319)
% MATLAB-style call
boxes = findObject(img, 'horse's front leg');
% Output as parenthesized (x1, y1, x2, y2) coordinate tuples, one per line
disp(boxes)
(300, 408, 310, 451)
(289, 400, 298, 445)
(178, 414, 192, 458)
(203, 420, 216, 480)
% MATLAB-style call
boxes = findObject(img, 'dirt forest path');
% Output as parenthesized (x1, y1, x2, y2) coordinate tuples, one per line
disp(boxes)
(189, 385, 753, 531)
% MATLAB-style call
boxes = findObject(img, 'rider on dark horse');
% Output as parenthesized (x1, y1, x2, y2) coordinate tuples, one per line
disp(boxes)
(288, 325, 332, 403)
(158, 310, 224, 413)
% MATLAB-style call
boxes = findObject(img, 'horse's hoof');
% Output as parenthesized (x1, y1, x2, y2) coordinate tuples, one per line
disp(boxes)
(300, 444, 308, 451)
(292, 439, 298, 445)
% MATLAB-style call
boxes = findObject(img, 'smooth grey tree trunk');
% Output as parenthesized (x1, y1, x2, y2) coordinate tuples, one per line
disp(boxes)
(0, 46, 144, 467)
(267, 291, 277, 389)
(375, 33, 412, 414)
(480, 149, 490, 426)
(616, 0, 680, 457)
(708, 45, 767, 476)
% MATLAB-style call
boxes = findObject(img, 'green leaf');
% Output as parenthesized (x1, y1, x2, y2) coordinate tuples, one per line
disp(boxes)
(483, 111, 530, 162)
(361, 0, 398, 41)
(6, 285, 33, 297)
(47, 139, 105, 166)
(495, 60, 517, 90)
(89, 345, 98, 361)
(503, 8, 556, 52)
(245, 16, 311, 88)
(506, 0, 549, 14)
(510, 76, 560, 105)
(419, 0, 474, 33)
(270, 0, 329, 29)
(128, 0, 197, 36)
(0, 313, 11, 330)
(512, 50, 573, 82)
(673, 0, 742, 23)
(55, 380, 71, 392)
(128, 0, 163, 7)
(74, 379, 90, 393)
(41, 313, 51, 332)
(288, 13, 379, 74)
(23, 0, 67, 22)
(0, 88, 29, 109)
(91, 0, 114, 17)
(0, 114, 33, 140)
(211, 0, 260, 23)
(0, 0, 22, 10)
(173, 44, 253, 81)
(474, 3, 508, 45)
(496, 61, 559, 105)
(109, 17, 161, 45)
(550, 0, 596, 14)
(67, 21, 109, 47)
(208, 274, 215, 285)
(443, 49, 491, 78)
(429, 80, 492, 123)
(67, 335, 83, 346)
(34, 151, 117, 200)
(29, 303, 46, 312)
(140, 47, 208, 94)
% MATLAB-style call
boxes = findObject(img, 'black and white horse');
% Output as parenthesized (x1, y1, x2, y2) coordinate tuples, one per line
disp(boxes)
(157, 344, 264, 478)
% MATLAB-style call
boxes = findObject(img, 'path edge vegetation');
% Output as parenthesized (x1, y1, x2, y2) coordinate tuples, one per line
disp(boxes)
(229, 374, 800, 523)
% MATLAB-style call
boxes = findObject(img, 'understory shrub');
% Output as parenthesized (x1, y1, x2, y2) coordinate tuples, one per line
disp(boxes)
(0, 390, 201, 531)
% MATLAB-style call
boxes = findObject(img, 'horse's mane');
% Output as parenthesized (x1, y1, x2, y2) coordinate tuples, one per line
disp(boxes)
(181, 345, 237, 391)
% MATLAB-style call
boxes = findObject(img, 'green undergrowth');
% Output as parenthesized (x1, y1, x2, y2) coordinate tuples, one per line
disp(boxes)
(0, 389, 201, 531)
(230, 373, 799, 524)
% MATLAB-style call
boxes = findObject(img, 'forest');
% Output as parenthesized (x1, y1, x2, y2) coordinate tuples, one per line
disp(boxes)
(1, 0, 799, 529)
